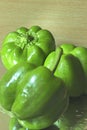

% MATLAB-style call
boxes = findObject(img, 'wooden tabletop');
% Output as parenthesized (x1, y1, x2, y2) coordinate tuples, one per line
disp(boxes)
(0, 0, 87, 129)
(0, 0, 87, 46)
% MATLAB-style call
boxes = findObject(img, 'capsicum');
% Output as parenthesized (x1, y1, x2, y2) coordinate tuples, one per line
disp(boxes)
(44, 43, 87, 97)
(0, 25, 55, 69)
(0, 62, 36, 111)
(9, 117, 29, 130)
(0, 63, 68, 129)
(9, 117, 59, 130)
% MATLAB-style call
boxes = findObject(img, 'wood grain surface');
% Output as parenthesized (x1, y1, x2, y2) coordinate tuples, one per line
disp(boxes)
(0, 0, 87, 129)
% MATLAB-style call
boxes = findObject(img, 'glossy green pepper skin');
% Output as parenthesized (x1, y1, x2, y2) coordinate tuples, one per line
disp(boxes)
(0, 62, 36, 111)
(0, 25, 55, 69)
(44, 43, 87, 97)
(9, 117, 59, 130)
(0, 64, 68, 129)
(9, 117, 29, 130)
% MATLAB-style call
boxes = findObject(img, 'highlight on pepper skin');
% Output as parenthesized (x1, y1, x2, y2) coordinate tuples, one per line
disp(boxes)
(0, 25, 87, 130)
(44, 43, 87, 97)
(0, 25, 55, 69)
(0, 64, 68, 129)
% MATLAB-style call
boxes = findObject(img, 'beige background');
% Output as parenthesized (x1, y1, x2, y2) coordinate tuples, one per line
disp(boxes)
(0, 0, 87, 129)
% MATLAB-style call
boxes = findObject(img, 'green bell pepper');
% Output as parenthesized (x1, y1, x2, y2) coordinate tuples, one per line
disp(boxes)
(0, 25, 55, 69)
(0, 63, 68, 129)
(9, 117, 29, 130)
(9, 117, 59, 130)
(0, 62, 36, 111)
(44, 43, 87, 97)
